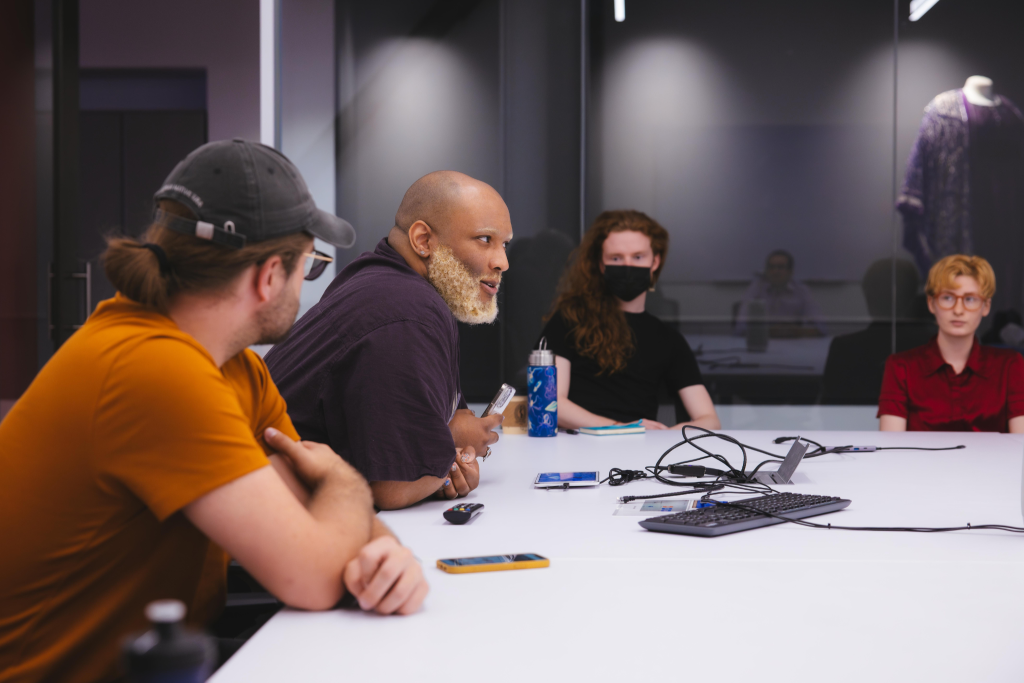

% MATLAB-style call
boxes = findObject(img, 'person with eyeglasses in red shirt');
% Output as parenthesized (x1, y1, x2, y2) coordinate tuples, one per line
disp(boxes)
(878, 254, 1024, 433)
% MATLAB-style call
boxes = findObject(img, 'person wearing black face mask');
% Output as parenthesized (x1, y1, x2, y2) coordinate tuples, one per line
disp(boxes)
(603, 264, 652, 301)
(537, 210, 720, 431)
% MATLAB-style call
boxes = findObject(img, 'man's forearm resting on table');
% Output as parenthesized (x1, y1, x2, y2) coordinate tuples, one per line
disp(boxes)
(186, 460, 374, 611)
(371, 476, 446, 511)
(273, 457, 399, 538)
(372, 517, 397, 539)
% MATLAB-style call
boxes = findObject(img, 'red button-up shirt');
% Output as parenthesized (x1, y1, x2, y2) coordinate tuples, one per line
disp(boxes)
(878, 336, 1024, 432)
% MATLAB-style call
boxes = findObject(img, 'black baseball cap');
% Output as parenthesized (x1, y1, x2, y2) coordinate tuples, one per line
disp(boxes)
(153, 139, 356, 249)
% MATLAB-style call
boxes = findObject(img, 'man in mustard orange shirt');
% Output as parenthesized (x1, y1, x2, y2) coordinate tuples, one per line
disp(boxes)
(0, 140, 428, 683)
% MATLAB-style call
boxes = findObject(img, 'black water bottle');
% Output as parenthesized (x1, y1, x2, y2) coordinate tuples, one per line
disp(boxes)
(122, 600, 215, 683)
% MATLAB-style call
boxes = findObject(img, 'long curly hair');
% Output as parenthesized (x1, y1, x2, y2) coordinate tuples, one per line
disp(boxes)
(549, 210, 669, 374)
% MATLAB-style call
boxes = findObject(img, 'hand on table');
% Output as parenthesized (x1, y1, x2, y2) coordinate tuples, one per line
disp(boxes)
(343, 536, 428, 615)
(638, 419, 668, 430)
(448, 408, 502, 456)
(436, 447, 479, 500)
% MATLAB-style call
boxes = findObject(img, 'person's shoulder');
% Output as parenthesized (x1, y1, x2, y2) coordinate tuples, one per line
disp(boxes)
(637, 312, 687, 342)
(742, 276, 766, 296)
(886, 336, 937, 368)
(539, 309, 578, 355)
(539, 309, 571, 335)
(83, 298, 210, 367)
(980, 344, 1024, 366)
(223, 348, 272, 391)
(112, 333, 220, 381)
(93, 334, 232, 427)
(542, 309, 569, 328)
(789, 279, 814, 296)
(327, 251, 450, 326)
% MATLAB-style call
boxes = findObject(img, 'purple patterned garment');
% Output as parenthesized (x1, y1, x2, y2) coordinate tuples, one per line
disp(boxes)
(897, 90, 972, 274)
(898, 89, 1024, 305)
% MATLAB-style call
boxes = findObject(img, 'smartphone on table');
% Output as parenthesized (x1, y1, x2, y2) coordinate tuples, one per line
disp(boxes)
(533, 471, 601, 488)
(436, 553, 549, 574)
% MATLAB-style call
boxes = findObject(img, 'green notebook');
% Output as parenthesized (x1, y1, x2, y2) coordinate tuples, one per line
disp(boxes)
(579, 420, 645, 436)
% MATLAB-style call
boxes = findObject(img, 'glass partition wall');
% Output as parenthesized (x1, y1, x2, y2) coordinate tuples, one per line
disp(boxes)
(320, 0, 1022, 421)
(588, 0, 899, 410)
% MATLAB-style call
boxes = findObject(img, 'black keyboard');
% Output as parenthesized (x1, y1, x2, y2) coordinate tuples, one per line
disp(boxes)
(639, 492, 851, 537)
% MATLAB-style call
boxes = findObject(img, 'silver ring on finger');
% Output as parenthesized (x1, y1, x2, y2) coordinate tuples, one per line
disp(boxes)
(481, 447, 492, 461)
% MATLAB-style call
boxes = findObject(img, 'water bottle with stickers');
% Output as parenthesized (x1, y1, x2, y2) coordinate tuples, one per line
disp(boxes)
(527, 338, 557, 437)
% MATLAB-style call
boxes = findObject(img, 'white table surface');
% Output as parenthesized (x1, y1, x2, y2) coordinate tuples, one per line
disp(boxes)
(212, 430, 1024, 682)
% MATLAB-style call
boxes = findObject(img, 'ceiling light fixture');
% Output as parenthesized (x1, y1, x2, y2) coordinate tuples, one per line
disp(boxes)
(614, 0, 626, 22)
(909, 0, 941, 21)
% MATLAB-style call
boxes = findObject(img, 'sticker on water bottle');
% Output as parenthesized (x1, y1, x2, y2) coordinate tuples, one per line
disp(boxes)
(527, 365, 558, 437)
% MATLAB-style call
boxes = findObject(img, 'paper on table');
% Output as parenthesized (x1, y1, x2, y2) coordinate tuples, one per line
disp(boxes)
(613, 499, 707, 516)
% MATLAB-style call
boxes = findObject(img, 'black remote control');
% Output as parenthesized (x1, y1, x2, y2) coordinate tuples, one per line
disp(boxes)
(443, 503, 484, 525)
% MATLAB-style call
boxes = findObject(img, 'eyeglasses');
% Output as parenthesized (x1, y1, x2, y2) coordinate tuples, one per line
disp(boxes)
(934, 292, 986, 311)
(303, 249, 334, 281)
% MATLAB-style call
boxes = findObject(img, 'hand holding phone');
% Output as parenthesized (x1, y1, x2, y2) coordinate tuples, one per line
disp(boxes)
(483, 383, 516, 417)
(448, 410, 501, 461)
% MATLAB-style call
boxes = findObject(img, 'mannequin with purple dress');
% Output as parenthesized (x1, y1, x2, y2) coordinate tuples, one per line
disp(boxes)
(898, 76, 1024, 316)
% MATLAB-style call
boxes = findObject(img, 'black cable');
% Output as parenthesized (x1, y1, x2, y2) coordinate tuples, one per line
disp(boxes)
(601, 468, 650, 486)
(618, 480, 773, 503)
(607, 428, 968, 493)
(645, 426, 793, 484)
(772, 436, 965, 453)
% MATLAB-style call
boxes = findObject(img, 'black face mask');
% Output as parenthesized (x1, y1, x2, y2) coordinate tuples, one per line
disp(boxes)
(603, 265, 651, 302)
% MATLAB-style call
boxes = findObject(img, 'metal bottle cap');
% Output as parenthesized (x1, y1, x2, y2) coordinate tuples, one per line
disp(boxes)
(529, 337, 555, 366)
(145, 600, 186, 624)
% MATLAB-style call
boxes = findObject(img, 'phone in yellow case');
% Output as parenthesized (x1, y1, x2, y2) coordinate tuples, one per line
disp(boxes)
(436, 553, 549, 574)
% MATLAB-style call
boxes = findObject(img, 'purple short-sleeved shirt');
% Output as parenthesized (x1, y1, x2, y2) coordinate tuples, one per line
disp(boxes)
(265, 238, 463, 482)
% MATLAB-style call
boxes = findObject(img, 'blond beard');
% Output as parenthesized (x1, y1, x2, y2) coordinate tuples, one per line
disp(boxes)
(427, 243, 499, 324)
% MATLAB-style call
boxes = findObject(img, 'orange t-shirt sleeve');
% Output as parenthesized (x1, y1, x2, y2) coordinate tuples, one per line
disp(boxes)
(94, 338, 272, 521)
(238, 349, 300, 448)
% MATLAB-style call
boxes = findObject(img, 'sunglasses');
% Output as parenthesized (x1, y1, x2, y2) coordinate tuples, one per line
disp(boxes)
(303, 249, 334, 281)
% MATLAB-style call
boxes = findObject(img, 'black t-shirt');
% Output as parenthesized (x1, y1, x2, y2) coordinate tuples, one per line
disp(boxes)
(265, 238, 463, 482)
(539, 310, 704, 423)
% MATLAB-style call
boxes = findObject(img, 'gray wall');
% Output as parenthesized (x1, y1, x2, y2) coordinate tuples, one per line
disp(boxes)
(588, 0, 897, 286)
(80, 0, 260, 142)
(334, 0, 501, 268)
(280, 0, 340, 313)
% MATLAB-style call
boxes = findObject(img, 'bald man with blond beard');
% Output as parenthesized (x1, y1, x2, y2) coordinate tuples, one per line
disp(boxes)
(265, 171, 514, 510)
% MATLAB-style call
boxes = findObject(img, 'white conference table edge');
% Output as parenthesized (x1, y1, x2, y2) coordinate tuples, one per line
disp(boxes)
(211, 429, 1024, 682)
